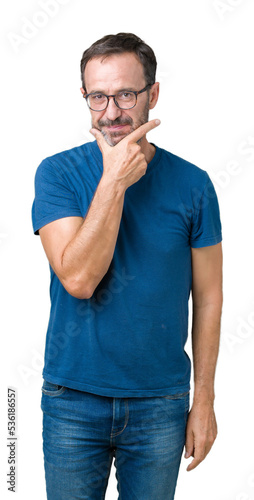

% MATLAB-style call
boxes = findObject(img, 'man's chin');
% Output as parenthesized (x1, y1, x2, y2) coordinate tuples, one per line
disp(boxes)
(102, 131, 129, 147)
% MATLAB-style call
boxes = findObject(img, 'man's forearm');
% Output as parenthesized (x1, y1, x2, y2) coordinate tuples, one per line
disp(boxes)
(191, 298, 223, 404)
(61, 174, 126, 299)
(58, 120, 160, 299)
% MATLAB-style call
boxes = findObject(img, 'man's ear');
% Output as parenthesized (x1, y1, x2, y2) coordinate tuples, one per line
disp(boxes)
(80, 87, 85, 96)
(149, 82, 160, 110)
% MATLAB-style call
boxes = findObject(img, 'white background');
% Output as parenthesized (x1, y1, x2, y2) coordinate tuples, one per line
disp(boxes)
(1, 0, 254, 499)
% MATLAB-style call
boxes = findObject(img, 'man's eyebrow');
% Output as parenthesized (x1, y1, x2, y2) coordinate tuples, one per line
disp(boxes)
(87, 87, 136, 94)
(116, 87, 136, 92)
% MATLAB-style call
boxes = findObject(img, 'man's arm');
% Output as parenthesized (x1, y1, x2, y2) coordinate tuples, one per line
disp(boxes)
(185, 242, 223, 471)
(39, 179, 125, 299)
(39, 119, 160, 300)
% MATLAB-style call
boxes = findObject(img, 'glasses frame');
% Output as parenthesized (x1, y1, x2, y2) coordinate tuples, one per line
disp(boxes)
(83, 84, 153, 111)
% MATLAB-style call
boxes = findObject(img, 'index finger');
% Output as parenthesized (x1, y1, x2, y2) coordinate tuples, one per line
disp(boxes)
(127, 119, 161, 143)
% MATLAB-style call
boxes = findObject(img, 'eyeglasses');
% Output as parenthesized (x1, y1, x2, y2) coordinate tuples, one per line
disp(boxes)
(83, 84, 153, 111)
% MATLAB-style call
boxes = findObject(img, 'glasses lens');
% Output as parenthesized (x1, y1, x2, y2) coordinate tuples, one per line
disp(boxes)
(87, 93, 108, 111)
(116, 91, 136, 109)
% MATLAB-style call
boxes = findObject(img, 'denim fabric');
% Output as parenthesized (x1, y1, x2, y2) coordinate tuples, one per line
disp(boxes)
(41, 380, 189, 500)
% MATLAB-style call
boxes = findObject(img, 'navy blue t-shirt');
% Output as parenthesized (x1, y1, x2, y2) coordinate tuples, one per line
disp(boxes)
(32, 140, 222, 397)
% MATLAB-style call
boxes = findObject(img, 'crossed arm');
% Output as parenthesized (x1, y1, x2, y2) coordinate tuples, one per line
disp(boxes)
(38, 120, 160, 299)
(185, 242, 223, 471)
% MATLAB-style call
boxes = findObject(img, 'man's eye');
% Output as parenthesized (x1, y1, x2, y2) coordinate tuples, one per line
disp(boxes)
(119, 92, 132, 99)
(92, 94, 104, 101)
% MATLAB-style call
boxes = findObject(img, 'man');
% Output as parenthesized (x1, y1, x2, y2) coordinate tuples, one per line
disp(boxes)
(32, 33, 223, 500)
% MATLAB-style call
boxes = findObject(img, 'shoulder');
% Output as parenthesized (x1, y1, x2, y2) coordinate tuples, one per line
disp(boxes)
(154, 146, 217, 213)
(38, 141, 95, 169)
(34, 141, 100, 181)
(159, 147, 209, 186)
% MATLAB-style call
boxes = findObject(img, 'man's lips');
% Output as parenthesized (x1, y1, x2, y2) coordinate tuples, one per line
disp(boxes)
(105, 124, 130, 132)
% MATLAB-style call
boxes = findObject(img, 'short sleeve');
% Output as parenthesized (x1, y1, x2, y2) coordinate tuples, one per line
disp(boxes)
(190, 174, 222, 248)
(32, 158, 82, 235)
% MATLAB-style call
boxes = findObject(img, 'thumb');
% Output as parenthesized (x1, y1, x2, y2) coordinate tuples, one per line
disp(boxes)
(90, 127, 108, 154)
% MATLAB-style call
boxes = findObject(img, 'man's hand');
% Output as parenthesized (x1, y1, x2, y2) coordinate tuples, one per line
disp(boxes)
(90, 119, 161, 192)
(184, 400, 218, 471)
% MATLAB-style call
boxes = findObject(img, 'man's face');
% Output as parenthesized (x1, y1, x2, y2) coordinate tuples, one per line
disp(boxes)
(83, 53, 151, 146)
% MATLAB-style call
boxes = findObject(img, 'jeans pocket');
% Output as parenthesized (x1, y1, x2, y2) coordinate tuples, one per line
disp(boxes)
(41, 379, 66, 397)
(163, 392, 190, 425)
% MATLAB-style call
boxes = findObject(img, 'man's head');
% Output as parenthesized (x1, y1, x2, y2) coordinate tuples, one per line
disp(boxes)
(80, 33, 159, 146)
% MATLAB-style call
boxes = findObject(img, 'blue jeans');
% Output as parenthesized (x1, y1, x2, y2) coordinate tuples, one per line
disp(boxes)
(41, 380, 189, 500)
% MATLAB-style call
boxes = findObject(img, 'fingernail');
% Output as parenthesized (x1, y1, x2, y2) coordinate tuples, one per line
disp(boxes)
(155, 119, 161, 125)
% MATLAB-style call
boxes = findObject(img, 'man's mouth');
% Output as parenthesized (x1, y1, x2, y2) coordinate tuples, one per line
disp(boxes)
(106, 124, 130, 132)
(98, 118, 133, 134)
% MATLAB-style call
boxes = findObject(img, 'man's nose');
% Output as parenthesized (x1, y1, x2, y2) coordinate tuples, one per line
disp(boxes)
(104, 97, 122, 121)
